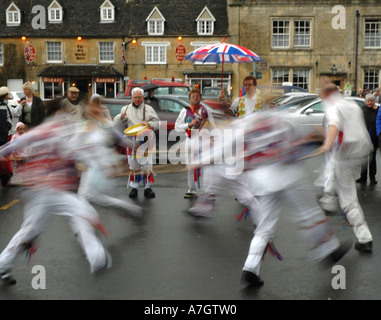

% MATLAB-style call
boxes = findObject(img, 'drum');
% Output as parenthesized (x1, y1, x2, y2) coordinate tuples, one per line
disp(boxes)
(124, 124, 149, 137)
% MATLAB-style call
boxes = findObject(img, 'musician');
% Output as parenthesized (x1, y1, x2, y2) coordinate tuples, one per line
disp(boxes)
(175, 87, 213, 199)
(113, 87, 160, 199)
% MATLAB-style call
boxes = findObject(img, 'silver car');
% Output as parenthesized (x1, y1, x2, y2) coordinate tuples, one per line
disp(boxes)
(279, 96, 366, 138)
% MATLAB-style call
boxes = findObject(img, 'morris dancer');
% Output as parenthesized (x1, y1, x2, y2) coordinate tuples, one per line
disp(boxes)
(0, 100, 125, 285)
(175, 87, 214, 200)
(77, 94, 142, 219)
(113, 88, 160, 199)
(319, 83, 373, 253)
(196, 110, 352, 287)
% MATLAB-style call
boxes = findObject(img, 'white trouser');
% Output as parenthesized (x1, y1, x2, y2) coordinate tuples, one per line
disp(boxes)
(202, 165, 259, 223)
(243, 179, 340, 276)
(0, 189, 107, 274)
(78, 166, 141, 215)
(186, 165, 213, 194)
(334, 160, 373, 244)
(127, 154, 153, 189)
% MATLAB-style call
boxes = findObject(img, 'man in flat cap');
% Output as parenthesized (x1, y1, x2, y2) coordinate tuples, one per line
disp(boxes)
(60, 86, 86, 121)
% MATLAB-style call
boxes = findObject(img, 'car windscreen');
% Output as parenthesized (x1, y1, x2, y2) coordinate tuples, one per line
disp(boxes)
(279, 97, 320, 111)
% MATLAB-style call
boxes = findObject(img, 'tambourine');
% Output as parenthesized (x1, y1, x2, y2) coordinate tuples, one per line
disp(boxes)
(124, 124, 149, 137)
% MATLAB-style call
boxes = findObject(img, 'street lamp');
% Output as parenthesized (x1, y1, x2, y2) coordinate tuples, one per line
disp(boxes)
(331, 64, 337, 75)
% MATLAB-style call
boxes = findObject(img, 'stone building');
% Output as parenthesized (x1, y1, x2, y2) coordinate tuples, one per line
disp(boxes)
(0, 0, 229, 100)
(0, 0, 380, 100)
(228, 0, 381, 96)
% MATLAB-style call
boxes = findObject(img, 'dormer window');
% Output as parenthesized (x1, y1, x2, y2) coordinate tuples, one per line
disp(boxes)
(100, 0, 115, 23)
(6, 2, 21, 26)
(196, 6, 215, 35)
(146, 7, 165, 36)
(48, 1, 63, 23)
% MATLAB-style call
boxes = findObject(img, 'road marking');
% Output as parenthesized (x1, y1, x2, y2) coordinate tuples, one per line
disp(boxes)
(0, 199, 20, 210)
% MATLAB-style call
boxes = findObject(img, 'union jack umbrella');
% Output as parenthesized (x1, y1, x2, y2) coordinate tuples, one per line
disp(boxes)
(185, 40, 265, 89)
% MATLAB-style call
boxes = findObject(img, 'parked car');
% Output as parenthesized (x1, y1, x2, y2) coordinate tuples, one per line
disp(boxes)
(123, 79, 190, 97)
(279, 96, 367, 139)
(8, 91, 25, 107)
(269, 92, 319, 108)
(238, 85, 306, 105)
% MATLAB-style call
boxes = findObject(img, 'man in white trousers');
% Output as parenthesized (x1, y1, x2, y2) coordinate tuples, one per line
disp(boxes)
(0, 101, 126, 285)
(319, 83, 373, 253)
(203, 111, 352, 287)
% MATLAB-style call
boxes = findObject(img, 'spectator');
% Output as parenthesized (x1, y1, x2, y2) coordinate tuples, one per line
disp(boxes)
(18, 82, 45, 129)
(0, 86, 13, 186)
(357, 94, 379, 185)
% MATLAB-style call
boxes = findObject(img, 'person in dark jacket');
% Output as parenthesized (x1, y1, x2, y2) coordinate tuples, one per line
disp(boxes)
(0, 86, 13, 186)
(357, 94, 379, 184)
(18, 82, 45, 129)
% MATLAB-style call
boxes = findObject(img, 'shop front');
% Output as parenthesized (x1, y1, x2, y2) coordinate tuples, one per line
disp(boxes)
(38, 65, 123, 101)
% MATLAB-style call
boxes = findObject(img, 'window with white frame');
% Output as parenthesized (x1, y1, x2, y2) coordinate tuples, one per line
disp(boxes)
(272, 20, 290, 48)
(6, 3, 21, 26)
(198, 20, 214, 35)
(48, 1, 63, 23)
(294, 20, 311, 47)
(100, 0, 115, 22)
(272, 19, 312, 49)
(43, 82, 65, 100)
(365, 19, 381, 48)
(272, 68, 290, 85)
(148, 20, 164, 35)
(292, 69, 310, 91)
(364, 69, 380, 91)
(146, 7, 165, 35)
(196, 7, 215, 36)
(0, 43, 3, 66)
(99, 42, 114, 62)
(46, 42, 62, 63)
(142, 42, 169, 64)
(272, 68, 311, 90)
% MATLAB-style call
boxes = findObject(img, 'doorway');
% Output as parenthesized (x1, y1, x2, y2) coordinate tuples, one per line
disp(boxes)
(70, 77, 92, 102)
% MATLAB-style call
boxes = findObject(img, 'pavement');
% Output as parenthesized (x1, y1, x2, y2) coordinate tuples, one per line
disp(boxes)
(0, 153, 381, 301)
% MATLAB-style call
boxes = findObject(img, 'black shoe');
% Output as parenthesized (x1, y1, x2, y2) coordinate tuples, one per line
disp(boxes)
(356, 178, 367, 184)
(355, 240, 373, 253)
(144, 188, 155, 198)
(1, 176, 11, 187)
(184, 192, 197, 199)
(240, 270, 264, 287)
(370, 180, 378, 185)
(321, 239, 352, 268)
(129, 188, 138, 198)
(1, 272, 16, 285)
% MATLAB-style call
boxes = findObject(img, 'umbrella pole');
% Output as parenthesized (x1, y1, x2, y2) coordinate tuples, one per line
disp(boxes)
(221, 54, 224, 91)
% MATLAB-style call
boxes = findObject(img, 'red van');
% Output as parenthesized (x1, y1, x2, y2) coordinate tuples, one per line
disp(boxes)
(122, 79, 190, 97)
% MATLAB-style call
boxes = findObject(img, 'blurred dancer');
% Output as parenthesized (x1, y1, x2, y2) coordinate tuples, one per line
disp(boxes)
(198, 110, 351, 287)
(187, 116, 258, 220)
(319, 83, 373, 253)
(77, 94, 142, 218)
(241, 112, 351, 286)
(0, 100, 128, 285)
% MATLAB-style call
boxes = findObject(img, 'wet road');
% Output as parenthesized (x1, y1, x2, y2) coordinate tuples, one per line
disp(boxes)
(0, 153, 381, 301)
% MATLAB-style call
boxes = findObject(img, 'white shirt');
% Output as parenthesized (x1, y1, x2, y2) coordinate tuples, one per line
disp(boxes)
(230, 94, 258, 116)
